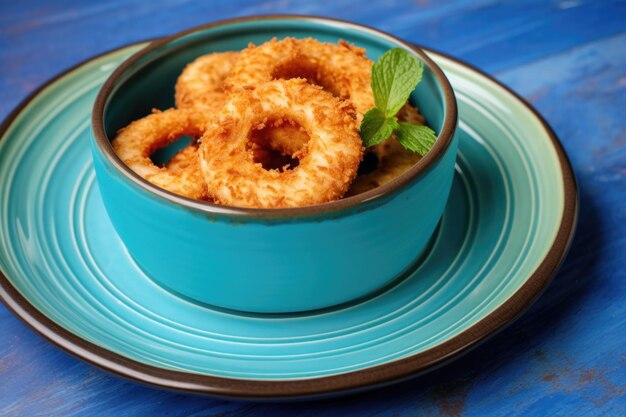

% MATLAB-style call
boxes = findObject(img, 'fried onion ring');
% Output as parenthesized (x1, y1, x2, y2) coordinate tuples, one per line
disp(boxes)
(225, 37, 375, 118)
(112, 108, 208, 199)
(176, 51, 310, 156)
(174, 51, 239, 110)
(199, 79, 363, 208)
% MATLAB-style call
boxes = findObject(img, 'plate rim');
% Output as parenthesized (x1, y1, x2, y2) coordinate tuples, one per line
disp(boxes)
(0, 33, 578, 401)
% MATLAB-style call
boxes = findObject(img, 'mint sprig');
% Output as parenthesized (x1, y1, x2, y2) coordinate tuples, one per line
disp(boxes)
(360, 48, 437, 156)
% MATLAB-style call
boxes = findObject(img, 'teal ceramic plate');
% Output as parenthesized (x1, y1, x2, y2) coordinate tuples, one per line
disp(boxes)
(0, 42, 577, 400)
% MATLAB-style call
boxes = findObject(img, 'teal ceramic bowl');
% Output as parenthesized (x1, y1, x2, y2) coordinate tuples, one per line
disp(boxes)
(91, 16, 458, 314)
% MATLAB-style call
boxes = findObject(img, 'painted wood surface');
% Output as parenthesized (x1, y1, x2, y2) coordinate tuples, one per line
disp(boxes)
(1, 0, 625, 415)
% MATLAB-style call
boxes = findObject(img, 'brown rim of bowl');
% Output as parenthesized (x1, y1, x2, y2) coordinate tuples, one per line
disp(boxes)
(91, 15, 458, 219)
(0, 32, 578, 401)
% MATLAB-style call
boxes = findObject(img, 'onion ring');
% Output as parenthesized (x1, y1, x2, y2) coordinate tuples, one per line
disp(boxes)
(112, 108, 208, 199)
(176, 51, 310, 156)
(174, 51, 239, 110)
(199, 79, 363, 208)
(225, 37, 375, 118)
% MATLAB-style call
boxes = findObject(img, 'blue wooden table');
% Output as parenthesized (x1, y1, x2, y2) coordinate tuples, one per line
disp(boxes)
(1, 1, 625, 415)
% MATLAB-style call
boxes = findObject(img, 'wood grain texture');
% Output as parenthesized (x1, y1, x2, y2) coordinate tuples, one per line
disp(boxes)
(1, 0, 625, 416)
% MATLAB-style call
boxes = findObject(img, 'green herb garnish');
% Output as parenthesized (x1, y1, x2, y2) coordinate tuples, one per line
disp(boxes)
(359, 48, 437, 155)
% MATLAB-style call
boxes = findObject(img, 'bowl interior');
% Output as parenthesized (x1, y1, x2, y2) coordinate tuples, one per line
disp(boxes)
(103, 18, 447, 148)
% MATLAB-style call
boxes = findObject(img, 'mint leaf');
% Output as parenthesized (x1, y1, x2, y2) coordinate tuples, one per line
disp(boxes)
(359, 108, 398, 147)
(371, 48, 423, 117)
(395, 122, 437, 156)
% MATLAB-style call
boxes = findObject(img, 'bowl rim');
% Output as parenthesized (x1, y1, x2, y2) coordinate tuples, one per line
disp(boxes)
(91, 14, 458, 219)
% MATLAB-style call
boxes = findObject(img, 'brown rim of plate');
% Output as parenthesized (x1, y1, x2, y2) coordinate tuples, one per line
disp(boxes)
(91, 15, 458, 220)
(0, 32, 578, 401)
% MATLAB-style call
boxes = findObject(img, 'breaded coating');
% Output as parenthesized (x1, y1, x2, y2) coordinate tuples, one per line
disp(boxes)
(199, 79, 363, 208)
(112, 108, 209, 199)
(174, 51, 240, 110)
(175, 50, 310, 156)
(225, 37, 375, 120)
